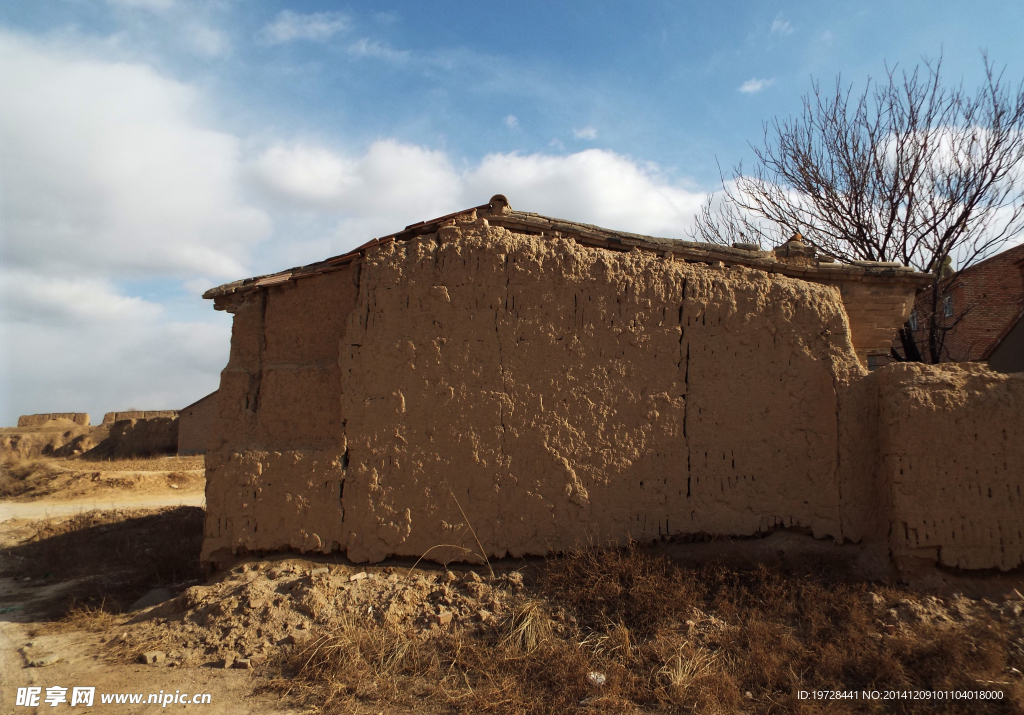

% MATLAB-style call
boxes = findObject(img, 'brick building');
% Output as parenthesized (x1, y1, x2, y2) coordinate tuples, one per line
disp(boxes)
(900, 243, 1024, 371)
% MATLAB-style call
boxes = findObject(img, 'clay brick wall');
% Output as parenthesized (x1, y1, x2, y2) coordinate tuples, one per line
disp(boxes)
(826, 280, 916, 365)
(17, 413, 90, 427)
(178, 391, 218, 455)
(900, 243, 1024, 364)
(876, 363, 1024, 570)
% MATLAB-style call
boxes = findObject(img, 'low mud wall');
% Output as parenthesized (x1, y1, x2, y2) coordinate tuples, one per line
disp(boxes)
(201, 222, 1024, 570)
(876, 363, 1024, 571)
(17, 413, 90, 428)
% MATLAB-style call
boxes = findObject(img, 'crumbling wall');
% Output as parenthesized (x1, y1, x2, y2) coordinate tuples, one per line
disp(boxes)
(0, 419, 100, 459)
(83, 417, 179, 459)
(339, 222, 864, 562)
(201, 223, 1023, 570)
(102, 410, 178, 424)
(201, 264, 359, 563)
(877, 363, 1024, 571)
(17, 413, 90, 427)
(201, 220, 872, 564)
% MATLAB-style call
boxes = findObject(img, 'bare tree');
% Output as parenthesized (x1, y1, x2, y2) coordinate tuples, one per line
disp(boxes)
(691, 54, 1024, 363)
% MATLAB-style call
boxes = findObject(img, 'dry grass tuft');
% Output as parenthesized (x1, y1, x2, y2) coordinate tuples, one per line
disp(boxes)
(0, 457, 64, 497)
(267, 543, 1024, 714)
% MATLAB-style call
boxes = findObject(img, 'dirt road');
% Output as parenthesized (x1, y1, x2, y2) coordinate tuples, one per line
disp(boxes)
(0, 493, 205, 522)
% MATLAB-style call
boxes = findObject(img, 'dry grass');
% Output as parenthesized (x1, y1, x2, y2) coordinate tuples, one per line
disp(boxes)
(267, 543, 1024, 715)
(0, 457, 64, 497)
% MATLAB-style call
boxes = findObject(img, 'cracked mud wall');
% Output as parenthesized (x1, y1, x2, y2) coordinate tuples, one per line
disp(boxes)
(202, 265, 358, 563)
(203, 222, 1022, 569)
(338, 221, 865, 562)
(877, 363, 1024, 571)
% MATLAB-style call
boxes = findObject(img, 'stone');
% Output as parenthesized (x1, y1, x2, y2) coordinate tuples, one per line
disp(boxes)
(587, 672, 606, 687)
(139, 651, 165, 665)
(27, 654, 60, 668)
(233, 658, 252, 670)
(349, 572, 368, 582)
(221, 657, 234, 669)
(311, 567, 329, 576)
(437, 611, 453, 626)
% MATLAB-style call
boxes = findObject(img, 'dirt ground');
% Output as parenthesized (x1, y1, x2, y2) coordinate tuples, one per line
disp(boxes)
(1, 462, 1023, 714)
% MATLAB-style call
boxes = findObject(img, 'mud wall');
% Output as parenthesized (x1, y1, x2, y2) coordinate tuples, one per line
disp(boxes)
(202, 264, 359, 563)
(203, 221, 876, 563)
(102, 410, 178, 424)
(876, 363, 1024, 571)
(178, 392, 219, 455)
(202, 223, 1024, 570)
(17, 413, 90, 427)
(83, 418, 179, 460)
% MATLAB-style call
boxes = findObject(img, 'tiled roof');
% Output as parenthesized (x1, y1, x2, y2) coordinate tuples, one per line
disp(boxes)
(204, 195, 930, 300)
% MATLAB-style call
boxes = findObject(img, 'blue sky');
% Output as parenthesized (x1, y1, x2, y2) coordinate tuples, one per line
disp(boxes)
(1, 0, 1022, 424)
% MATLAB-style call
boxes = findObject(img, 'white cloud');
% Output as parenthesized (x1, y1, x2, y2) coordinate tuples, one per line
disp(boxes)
(189, 24, 229, 58)
(254, 139, 462, 225)
(466, 149, 706, 237)
(504, 115, 519, 129)
(2, 310, 230, 423)
(0, 31, 269, 424)
(1, 270, 161, 327)
(739, 77, 776, 93)
(254, 141, 707, 242)
(0, 31, 270, 280)
(260, 10, 349, 44)
(573, 126, 598, 140)
(771, 18, 794, 36)
(347, 37, 409, 62)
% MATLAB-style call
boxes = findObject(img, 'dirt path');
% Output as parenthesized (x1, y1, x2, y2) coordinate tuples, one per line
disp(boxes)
(0, 498, 314, 714)
(0, 493, 205, 522)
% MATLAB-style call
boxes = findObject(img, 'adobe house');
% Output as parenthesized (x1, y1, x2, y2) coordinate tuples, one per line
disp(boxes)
(200, 196, 1023, 571)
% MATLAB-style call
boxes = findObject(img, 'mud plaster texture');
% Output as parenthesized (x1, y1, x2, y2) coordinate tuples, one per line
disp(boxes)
(875, 363, 1024, 571)
(201, 223, 879, 564)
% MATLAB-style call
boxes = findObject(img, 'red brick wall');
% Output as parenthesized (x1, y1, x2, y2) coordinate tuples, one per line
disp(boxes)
(901, 243, 1024, 363)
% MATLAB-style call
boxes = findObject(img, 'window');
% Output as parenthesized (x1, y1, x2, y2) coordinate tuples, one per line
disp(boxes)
(908, 312, 918, 331)
(943, 294, 954, 318)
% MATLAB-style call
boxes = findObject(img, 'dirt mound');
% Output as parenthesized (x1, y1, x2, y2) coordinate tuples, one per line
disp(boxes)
(126, 561, 523, 668)
(0, 423, 106, 460)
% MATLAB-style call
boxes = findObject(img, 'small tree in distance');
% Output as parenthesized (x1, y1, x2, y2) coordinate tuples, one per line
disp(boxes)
(690, 53, 1024, 363)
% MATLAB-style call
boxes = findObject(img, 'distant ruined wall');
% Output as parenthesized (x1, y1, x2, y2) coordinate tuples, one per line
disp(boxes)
(876, 363, 1024, 571)
(17, 413, 90, 427)
(84, 417, 179, 459)
(102, 410, 178, 424)
(201, 222, 1024, 570)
